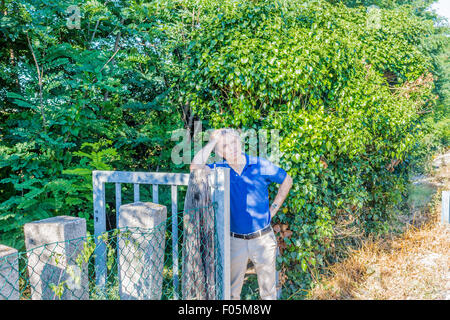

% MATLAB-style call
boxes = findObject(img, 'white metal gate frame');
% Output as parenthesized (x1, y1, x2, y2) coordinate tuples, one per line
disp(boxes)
(92, 168, 231, 300)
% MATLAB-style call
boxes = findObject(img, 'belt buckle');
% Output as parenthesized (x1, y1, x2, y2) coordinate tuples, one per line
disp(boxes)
(231, 227, 268, 239)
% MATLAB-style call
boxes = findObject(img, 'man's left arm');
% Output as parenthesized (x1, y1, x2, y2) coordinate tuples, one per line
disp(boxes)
(270, 174, 293, 219)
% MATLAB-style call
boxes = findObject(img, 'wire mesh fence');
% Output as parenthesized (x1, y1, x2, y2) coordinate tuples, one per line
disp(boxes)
(0, 202, 223, 300)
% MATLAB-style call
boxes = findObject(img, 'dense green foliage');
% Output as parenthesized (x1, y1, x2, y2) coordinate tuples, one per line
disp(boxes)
(0, 0, 193, 248)
(1, 0, 448, 299)
(178, 0, 448, 296)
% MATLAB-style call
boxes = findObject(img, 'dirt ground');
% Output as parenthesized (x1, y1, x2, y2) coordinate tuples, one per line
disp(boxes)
(308, 150, 450, 300)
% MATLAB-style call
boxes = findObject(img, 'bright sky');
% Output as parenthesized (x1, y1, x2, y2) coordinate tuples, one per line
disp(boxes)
(430, 0, 450, 22)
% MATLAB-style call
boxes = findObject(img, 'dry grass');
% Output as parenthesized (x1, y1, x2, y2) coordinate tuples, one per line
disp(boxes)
(307, 150, 450, 300)
(308, 205, 450, 300)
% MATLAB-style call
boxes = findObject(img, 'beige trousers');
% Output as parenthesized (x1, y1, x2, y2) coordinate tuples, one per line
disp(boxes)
(230, 228, 278, 300)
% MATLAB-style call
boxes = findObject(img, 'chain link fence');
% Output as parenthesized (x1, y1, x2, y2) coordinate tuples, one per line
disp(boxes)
(0, 202, 223, 300)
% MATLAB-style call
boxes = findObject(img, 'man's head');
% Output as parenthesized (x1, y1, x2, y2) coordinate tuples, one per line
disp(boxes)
(212, 128, 243, 164)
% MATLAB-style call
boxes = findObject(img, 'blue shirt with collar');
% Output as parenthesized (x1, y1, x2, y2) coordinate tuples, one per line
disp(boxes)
(206, 152, 287, 234)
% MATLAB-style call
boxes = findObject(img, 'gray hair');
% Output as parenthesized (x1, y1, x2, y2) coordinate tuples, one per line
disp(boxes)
(219, 128, 241, 142)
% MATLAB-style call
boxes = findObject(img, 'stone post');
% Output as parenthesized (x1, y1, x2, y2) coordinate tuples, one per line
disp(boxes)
(24, 216, 88, 300)
(442, 191, 450, 224)
(118, 201, 167, 300)
(0, 245, 19, 300)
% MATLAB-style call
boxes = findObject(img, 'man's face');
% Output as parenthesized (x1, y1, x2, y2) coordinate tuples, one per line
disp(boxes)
(215, 133, 242, 164)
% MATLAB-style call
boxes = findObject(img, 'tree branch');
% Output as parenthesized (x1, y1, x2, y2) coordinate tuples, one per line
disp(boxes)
(99, 46, 120, 73)
(26, 31, 47, 131)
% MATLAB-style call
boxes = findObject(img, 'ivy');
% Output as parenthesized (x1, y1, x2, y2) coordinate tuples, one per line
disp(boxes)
(177, 0, 447, 298)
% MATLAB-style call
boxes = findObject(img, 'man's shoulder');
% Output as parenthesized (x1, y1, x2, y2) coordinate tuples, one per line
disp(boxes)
(253, 155, 285, 176)
(251, 154, 279, 166)
(247, 153, 261, 166)
(246, 154, 280, 169)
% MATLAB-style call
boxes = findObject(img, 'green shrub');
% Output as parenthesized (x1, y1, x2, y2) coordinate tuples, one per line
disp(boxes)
(178, 0, 442, 297)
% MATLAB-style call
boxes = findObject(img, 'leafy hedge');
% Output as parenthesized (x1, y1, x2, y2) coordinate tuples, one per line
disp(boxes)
(0, 0, 190, 248)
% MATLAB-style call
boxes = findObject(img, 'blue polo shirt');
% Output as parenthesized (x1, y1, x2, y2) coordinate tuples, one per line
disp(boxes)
(206, 152, 287, 234)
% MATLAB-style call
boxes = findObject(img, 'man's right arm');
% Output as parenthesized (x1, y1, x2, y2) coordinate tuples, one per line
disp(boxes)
(189, 130, 220, 171)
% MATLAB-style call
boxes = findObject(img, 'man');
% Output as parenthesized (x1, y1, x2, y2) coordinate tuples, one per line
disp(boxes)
(190, 128, 293, 300)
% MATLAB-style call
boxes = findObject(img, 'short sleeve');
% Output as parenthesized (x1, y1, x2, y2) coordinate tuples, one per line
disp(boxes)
(260, 158, 287, 184)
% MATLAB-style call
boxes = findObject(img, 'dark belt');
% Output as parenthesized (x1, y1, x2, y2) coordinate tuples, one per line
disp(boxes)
(230, 225, 272, 240)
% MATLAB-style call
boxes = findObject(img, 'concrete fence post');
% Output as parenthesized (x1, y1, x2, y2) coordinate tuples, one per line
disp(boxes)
(118, 201, 167, 300)
(0, 245, 19, 300)
(442, 191, 450, 224)
(23, 216, 88, 300)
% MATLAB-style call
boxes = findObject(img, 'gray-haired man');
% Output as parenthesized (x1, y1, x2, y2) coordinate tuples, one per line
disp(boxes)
(190, 128, 293, 299)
